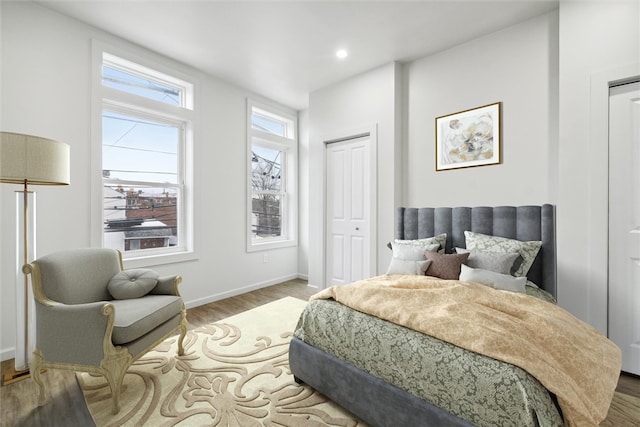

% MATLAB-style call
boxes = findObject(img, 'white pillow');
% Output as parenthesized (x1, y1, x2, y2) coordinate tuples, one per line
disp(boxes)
(386, 259, 431, 276)
(464, 231, 542, 277)
(391, 242, 440, 261)
(459, 264, 527, 293)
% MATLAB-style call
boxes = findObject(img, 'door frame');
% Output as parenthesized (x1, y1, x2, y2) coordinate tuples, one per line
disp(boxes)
(607, 80, 640, 374)
(322, 124, 378, 289)
(588, 63, 640, 335)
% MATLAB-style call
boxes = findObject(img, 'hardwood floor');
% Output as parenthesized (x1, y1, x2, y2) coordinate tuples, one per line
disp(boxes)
(1, 279, 638, 426)
(185, 278, 317, 328)
(0, 279, 316, 427)
(603, 373, 640, 427)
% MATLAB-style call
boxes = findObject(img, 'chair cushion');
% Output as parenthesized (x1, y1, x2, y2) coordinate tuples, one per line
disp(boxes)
(108, 269, 159, 300)
(110, 295, 183, 345)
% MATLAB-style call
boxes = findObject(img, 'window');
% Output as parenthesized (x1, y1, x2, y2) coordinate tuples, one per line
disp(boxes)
(102, 53, 193, 109)
(95, 48, 195, 262)
(247, 100, 297, 251)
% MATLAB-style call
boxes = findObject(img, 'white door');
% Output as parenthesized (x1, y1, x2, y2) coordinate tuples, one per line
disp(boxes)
(326, 136, 372, 286)
(609, 80, 640, 375)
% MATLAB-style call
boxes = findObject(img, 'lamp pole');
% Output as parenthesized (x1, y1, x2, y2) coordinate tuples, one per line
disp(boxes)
(19, 180, 32, 372)
(0, 132, 70, 384)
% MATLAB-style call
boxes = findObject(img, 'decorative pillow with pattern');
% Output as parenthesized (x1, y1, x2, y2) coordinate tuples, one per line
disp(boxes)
(464, 231, 542, 277)
(424, 251, 470, 280)
(455, 248, 519, 275)
(390, 233, 448, 253)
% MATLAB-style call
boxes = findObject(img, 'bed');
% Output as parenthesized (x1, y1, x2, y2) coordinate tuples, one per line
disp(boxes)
(289, 205, 621, 427)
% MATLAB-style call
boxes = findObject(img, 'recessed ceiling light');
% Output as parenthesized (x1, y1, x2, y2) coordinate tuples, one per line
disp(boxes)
(336, 49, 348, 59)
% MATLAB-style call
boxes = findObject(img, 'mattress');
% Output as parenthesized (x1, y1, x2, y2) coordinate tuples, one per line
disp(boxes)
(293, 296, 564, 427)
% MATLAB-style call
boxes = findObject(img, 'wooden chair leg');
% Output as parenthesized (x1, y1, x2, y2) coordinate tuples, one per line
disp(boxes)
(177, 311, 188, 356)
(101, 370, 121, 414)
(100, 350, 132, 414)
(30, 349, 46, 406)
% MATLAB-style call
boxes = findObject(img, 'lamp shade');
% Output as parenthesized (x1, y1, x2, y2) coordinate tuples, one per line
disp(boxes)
(0, 132, 70, 186)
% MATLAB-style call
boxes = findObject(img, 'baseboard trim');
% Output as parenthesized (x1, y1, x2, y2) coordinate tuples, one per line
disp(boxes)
(0, 348, 15, 364)
(183, 273, 302, 309)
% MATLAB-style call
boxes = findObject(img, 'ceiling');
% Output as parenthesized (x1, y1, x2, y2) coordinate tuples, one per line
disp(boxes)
(37, 0, 559, 110)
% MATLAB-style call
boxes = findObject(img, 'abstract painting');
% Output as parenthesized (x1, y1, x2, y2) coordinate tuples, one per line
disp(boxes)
(435, 102, 501, 171)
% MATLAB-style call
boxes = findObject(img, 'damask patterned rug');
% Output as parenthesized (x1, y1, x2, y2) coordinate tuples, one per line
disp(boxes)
(77, 297, 366, 427)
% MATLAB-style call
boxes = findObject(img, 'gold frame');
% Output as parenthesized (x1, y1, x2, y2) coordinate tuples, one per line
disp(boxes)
(435, 102, 502, 171)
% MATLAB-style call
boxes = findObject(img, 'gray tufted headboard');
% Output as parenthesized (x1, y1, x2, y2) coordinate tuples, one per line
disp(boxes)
(395, 205, 557, 298)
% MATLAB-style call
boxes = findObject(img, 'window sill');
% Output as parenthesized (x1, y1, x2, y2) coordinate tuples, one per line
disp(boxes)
(122, 250, 198, 269)
(247, 238, 297, 253)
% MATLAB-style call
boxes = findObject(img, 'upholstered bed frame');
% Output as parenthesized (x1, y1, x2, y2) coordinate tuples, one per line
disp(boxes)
(290, 204, 557, 427)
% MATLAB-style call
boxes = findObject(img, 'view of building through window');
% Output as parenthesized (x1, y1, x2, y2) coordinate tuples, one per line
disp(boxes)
(103, 185, 178, 251)
(251, 145, 284, 238)
(101, 53, 191, 255)
(248, 104, 295, 247)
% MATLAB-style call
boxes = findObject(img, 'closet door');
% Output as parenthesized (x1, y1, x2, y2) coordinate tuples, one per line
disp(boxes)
(609, 81, 640, 375)
(326, 136, 372, 286)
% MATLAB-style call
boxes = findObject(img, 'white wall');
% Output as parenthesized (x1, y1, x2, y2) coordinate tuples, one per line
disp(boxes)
(297, 109, 309, 279)
(307, 63, 402, 287)
(403, 11, 559, 208)
(308, 4, 639, 333)
(307, 12, 564, 300)
(557, 0, 640, 333)
(0, 2, 299, 361)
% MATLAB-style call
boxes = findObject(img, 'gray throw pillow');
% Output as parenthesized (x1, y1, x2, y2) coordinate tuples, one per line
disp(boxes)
(108, 268, 159, 300)
(464, 231, 542, 277)
(455, 248, 519, 275)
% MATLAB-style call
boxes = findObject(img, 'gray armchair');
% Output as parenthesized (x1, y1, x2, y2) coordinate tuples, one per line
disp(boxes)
(23, 248, 188, 414)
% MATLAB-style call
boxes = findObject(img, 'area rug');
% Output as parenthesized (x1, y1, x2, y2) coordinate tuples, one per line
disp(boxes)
(77, 297, 367, 427)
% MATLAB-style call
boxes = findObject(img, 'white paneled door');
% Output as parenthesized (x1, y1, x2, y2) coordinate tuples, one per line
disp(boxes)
(326, 136, 372, 286)
(609, 81, 640, 375)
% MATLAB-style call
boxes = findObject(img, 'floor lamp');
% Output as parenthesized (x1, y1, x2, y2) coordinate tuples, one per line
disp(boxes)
(0, 132, 70, 384)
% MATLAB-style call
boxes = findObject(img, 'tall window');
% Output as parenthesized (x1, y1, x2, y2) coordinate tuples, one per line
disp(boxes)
(247, 100, 297, 251)
(98, 51, 194, 260)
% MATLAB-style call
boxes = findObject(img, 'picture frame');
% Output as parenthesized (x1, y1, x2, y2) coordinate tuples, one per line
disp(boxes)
(435, 102, 501, 171)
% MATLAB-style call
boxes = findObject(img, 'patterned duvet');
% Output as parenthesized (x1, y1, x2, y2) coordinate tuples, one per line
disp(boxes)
(293, 287, 564, 427)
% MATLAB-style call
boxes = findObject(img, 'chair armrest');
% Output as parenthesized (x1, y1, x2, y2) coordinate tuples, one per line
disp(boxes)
(35, 300, 115, 366)
(150, 275, 183, 296)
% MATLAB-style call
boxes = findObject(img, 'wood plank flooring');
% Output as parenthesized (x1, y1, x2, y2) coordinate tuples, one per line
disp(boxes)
(1, 279, 638, 426)
(0, 279, 316, 427)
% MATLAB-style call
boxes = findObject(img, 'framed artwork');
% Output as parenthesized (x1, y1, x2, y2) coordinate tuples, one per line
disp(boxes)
(435, 102, 501, 171)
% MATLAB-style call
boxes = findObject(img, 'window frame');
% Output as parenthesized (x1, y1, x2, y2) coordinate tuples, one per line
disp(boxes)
(246, 99, 298, 252)
(91, 40, 197, 267)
